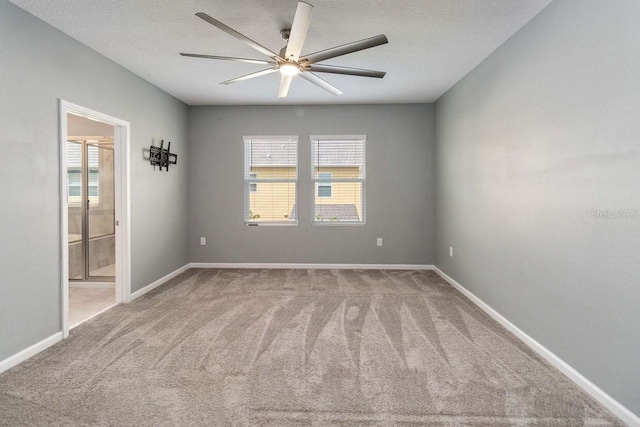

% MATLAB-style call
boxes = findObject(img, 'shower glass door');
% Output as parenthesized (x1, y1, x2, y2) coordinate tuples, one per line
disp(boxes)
(87, 143, 115, 279)
(67, 140, 115, 281)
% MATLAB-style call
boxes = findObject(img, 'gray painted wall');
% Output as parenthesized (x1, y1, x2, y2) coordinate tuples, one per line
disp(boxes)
(0, 1, 189, 360)
(189, 104, 435, 265)
(435, 0, 640, 415)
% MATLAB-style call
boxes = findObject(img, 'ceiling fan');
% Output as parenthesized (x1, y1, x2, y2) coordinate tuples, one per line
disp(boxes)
(180, 1, 388, 98)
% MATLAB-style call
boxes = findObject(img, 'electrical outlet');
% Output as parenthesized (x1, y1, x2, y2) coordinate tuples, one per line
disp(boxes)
(377, 238, 382, 247)
(449, 247, 453, 257)
(200, 237, 206, 246)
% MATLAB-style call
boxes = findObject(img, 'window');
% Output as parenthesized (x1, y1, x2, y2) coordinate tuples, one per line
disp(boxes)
(67, 168, 82, 198)
(67, 142, 100, 204)
(311, 136, 365, 224)
(317, 172, 332, 197)
(244, 136, 298, 224)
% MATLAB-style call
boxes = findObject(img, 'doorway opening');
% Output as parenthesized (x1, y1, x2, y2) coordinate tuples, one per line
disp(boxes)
(67, 118, 116, 326)
(60, 101, 131, 337)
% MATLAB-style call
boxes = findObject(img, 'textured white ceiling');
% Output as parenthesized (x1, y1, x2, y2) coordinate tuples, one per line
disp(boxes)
(9, 0, 552, 105)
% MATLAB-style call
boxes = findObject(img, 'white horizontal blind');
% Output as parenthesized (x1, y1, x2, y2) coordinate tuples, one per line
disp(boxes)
(67, 142, 100, 204)
(244, 136, 298, 224)
(311, 136, 366, 224)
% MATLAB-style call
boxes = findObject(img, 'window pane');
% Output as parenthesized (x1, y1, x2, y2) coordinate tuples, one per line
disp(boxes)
(68, 185, 81, 197)
(68, 169, 81, 199)
(317, 172, 332, 197)
(312, 137, 365, 223)
(317, 185, 331, 197)
(314, 182, 363, 222)
(88, 146, 100, 203)
(244, 136, 298, 224)
(67, 142, 82, 168)
(245, 139, 297, 179)
(88, 168, 99, 200)
(312, 139, 363, 178)
(247, 182, 297, 222)
(67, 143, 83, 203)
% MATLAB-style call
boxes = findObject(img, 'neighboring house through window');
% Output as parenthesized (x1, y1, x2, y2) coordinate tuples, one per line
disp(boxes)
(317, 172, 332, 197)
(244, 136, 298, 224)
(311, 136, 366, 224)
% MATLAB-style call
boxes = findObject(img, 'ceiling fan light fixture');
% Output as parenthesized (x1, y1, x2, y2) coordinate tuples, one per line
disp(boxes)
(279, 62, 300, 76)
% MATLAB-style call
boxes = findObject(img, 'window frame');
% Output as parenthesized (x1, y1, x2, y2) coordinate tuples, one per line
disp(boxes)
(243, 135, 299, 226)
(311, 135, 366, 226)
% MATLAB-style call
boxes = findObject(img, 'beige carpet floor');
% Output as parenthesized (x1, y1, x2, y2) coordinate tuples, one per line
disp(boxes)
(0, 269, 623, 426)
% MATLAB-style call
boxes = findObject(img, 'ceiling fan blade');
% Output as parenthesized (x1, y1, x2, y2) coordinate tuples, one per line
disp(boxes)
(180, 53, 275, 65)
(221, 67, 278, 85)
(285, 1, 314, 61)
(195, 12, 284, 61)
(299, 72, 343, 96)
(300, 34, 388, 65)
(305, 64, 386, 78)
(278, 75, 293, 98)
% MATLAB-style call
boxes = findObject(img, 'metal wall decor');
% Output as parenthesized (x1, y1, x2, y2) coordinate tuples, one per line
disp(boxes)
(144, 140, 177, 171)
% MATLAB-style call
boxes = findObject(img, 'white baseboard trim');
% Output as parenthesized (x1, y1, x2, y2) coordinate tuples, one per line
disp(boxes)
(189, 263, 435, 270)
(129, 264, 190, 301)
(433, 266, 640, 427)
(0, 332, 63, 375)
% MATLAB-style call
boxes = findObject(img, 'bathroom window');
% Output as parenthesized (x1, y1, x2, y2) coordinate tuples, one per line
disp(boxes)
(66, 142, 100, 204)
